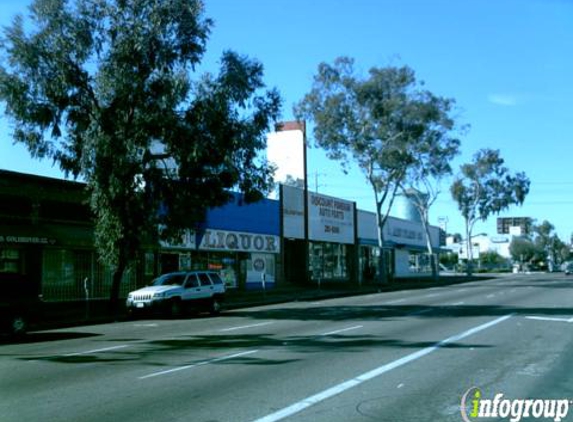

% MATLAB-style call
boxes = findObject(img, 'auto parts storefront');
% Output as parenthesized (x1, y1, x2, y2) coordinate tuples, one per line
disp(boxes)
(282, 186, 356, 284)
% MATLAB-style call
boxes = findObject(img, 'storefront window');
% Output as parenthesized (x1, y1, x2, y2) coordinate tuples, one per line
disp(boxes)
(0, 248, 21, 273)
(408, 252, 432, 273)
(144, 252, 155, 276)
(359, 246, 378, 282)
(309, 242, 348, 281)
(207, 252, 238, 288)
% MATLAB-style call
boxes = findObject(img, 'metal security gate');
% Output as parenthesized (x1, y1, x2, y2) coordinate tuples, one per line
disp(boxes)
(42, 249, 137, 302)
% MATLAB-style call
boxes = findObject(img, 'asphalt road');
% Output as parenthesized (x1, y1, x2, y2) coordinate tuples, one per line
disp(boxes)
(2, 273, 573, 422)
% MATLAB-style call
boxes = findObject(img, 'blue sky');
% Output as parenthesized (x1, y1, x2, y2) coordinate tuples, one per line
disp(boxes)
(1, 0, 572, 240)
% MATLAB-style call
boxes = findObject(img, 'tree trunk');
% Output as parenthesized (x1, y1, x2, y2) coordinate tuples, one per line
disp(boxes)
(420, 213, 438, 282)
(375, 207, 389, 286)
(465, 220, 473, 277)
(109, 252, 128, 321)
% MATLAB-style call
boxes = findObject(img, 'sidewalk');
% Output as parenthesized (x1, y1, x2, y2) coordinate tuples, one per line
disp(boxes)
(34, 274, 493, 331)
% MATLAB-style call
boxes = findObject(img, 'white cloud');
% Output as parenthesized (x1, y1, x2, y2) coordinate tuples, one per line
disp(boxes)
(487, 94, 519, 106)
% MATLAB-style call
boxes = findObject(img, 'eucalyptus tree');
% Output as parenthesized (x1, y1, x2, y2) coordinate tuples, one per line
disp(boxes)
(295, 57, 461, 282)
(533, 220, 567, 268)
(399, 105, 462, 279)
(0, 0, 281, 312)
(451, 149, 530, 275)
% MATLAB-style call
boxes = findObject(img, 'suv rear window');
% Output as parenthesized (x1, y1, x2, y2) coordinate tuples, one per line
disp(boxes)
(208, 273, 224, 285)
(198, 272, 212, 286)
(153, 273, 186, 286)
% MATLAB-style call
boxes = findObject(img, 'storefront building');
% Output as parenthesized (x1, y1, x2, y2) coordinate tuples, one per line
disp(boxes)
(281, 185, 356, 284)
(357, 210, 443, 279)
(159, 192, 280, 290)
(0, 170, 137, 303)
(1, 168, 445, 306)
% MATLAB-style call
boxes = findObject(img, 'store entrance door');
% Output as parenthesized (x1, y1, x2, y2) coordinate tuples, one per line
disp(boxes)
(160, 253, 179, 274)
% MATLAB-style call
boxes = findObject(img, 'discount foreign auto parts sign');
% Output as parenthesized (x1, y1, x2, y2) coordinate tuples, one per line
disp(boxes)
(308, 192, 355, 244)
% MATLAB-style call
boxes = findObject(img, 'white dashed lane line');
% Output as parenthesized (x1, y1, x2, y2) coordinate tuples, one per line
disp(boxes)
(219, 322, 275, 332)
(63, 345, 130, 357)
(139, 350, 259, 380)
(321, 325, 363, 336)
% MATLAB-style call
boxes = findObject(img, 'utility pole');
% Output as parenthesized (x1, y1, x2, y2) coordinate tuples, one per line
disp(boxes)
(313, 171, 326, 193)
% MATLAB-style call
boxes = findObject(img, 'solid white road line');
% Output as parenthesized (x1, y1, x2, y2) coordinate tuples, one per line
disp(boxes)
(64, 345, 130, 357)
(386, 298, 406, 304)
(321, 325, 363, 336)
(526, 316, 573, 323)
(219, 322, 274, 332)
(139, 350, 259, 380)
(251, 314, 514, 422)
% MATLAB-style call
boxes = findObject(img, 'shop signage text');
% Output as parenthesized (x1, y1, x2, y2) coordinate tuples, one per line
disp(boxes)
(0, 235, 56, 245)
(200, 229, 280, 254)
(308, 192, 354, 244)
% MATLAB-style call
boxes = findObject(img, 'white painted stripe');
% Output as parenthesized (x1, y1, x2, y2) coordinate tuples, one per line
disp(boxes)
(64, 345, 129, 357)
(219, 322, 274, 332)
(526, 316, 573, 323)
(486, 294, 496, 298)
(321, 325, 363, 336)
(386, 298, 406, 304)
(139, 350, 259, 380)
(449, 302, 465, 306)
(251, 315, 513, 422)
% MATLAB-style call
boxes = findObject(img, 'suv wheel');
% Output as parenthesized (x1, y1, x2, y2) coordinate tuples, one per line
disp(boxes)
(10, 314, 27, 337)
(210, 298, 222, 315)
(169, 299, 183, 318)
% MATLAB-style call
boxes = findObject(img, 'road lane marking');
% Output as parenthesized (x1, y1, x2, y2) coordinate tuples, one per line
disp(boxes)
(386, 298, 406, 304)
(139, 350, 259, 380)
(64, 345, 130, 357)
(526, 316, 573, 323)
(405, 301, 465, 318)
(219, 322, 274, 332)
(251, 314, 514, 422)
(321, 325, 363, 336)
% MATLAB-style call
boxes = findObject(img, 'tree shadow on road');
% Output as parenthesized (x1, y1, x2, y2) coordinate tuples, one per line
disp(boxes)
(230, 304, 573, 323)
(0, 331, 101, 346)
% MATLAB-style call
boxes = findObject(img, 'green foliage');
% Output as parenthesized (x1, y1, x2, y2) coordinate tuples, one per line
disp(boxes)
(450, 149, 530, 275)
(295, 57, 461, 281)
(0, 0, 281, 303)
(509, 236, 544, 264)
(439, 252, 458, 268)
(451, 149, 530, 229)
(295, 57, 460, 238)
(532, 220, 568, 265)
(479, 250, 508, 267)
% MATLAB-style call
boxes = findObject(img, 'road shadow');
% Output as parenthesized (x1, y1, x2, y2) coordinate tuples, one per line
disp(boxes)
(231, 304, 573, 322)
(148, 334, 490, 355)
(0, 331, 101, 346)
(13, 332, 490, 367)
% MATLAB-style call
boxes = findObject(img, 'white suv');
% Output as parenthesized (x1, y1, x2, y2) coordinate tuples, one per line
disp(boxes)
(126, 271, 226, 316)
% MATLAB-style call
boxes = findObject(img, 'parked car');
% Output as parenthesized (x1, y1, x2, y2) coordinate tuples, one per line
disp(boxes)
(126, 271, 226, 317)
(562, 262, 573, 275)
(0, 273, 43, 337)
